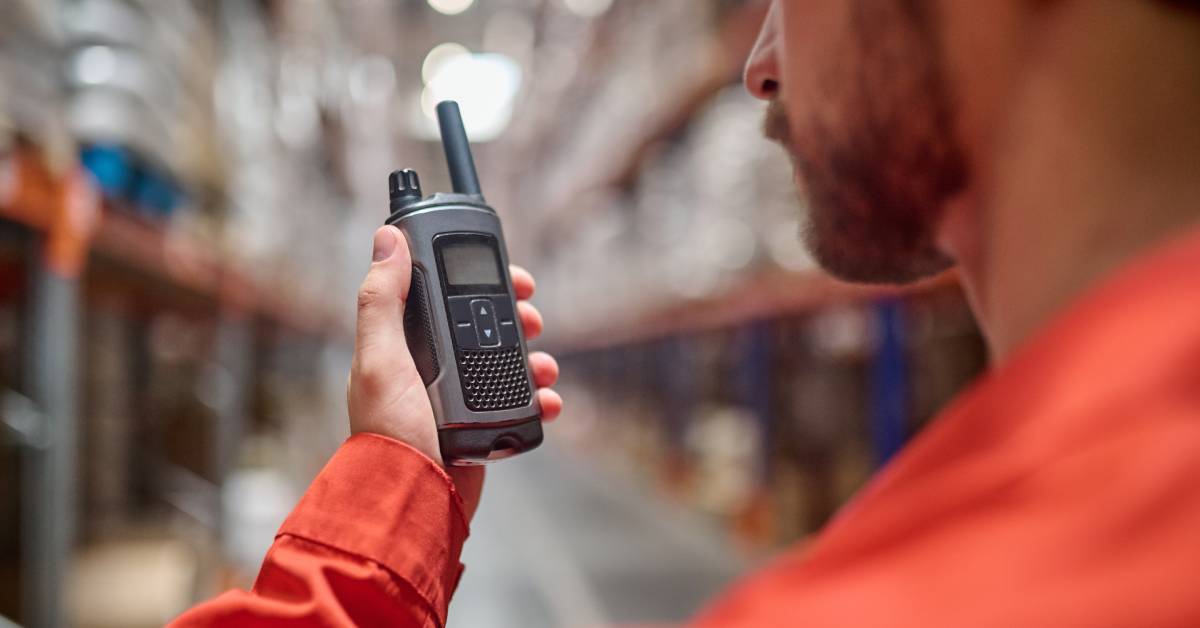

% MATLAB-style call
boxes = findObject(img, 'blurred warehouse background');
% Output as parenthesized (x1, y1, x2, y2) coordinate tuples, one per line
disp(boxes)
(0, 0, 987, 626)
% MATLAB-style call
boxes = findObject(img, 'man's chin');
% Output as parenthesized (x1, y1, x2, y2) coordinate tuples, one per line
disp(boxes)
(804, 221, 955, 286)
(786, 149, 956, 285)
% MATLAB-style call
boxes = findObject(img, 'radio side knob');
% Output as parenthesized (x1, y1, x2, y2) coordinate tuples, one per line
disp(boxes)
(388, 169, 423, 212)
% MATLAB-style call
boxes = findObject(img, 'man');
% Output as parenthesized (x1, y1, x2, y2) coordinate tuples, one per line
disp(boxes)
(175, 0, 1200, 625)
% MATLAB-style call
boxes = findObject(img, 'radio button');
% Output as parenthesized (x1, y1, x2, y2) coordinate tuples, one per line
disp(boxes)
(447, 296, 474, 324)
(490, 295, 519, 346)
(471, 299, 501, 347)
(489, 295, 516, 323)
(498, 320, 519, 346)
(453, 321, 478, 349)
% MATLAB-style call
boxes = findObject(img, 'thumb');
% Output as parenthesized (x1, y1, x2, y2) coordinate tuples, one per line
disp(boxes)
(355, 226, 412, 358)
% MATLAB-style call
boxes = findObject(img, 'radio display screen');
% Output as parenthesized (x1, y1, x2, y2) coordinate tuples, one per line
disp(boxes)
(442, 241, 502, 287)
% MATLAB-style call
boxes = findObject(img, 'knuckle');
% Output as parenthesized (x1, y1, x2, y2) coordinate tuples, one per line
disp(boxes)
(352, 354, 391, 393)
(354, 365, 386, 397)
(357, 284, 384, 312)
(357, 273, 397, 313)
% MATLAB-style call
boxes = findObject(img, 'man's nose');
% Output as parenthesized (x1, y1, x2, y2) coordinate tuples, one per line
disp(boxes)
(743, 3, 781, 101)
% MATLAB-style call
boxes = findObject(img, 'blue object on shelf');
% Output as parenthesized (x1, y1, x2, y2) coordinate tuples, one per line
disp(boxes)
(132, 169, 182, 217)
(81, 143, 186, 217)
(734, 321, 774, 479)
(658, 336, 698, 450)
(80, 144, 135, 197)
(870, 299, 909, 468)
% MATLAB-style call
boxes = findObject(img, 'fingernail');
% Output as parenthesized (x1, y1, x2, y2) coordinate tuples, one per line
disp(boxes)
(373, 227, 397, 262)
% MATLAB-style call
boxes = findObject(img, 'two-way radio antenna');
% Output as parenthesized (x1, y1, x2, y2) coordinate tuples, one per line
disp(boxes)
(435, 100, 482, 197)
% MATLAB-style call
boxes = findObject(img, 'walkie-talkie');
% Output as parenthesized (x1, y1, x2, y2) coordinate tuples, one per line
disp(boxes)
(385, 100, 542, 465)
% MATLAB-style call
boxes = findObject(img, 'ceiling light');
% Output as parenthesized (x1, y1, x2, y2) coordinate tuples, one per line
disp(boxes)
(563, 0, 613, 18)
(418, 53, 523, 142)
(75, 46, 117, 85)
(428, 0, 474, 16)
(421, 43, 470, 85)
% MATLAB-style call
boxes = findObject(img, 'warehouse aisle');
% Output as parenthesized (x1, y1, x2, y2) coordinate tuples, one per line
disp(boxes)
(448, 443, 749, 628)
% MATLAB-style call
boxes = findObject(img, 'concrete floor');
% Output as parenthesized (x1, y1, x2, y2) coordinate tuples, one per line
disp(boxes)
(447, 444, 748, 628)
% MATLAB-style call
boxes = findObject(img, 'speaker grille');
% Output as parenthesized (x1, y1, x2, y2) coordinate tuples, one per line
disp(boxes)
(404, 267, 440, 385)
(457, 347, 533, 411)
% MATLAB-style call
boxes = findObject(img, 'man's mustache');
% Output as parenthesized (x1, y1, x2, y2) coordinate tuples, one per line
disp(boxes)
(763, 100, 791, 148)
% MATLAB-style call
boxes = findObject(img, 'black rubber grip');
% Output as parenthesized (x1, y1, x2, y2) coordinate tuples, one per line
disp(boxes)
(404, 267, 440, 386)
(439, 416, 543, 465)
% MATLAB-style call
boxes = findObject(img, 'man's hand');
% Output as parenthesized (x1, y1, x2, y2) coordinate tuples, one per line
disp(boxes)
(348, 226, 562, 519)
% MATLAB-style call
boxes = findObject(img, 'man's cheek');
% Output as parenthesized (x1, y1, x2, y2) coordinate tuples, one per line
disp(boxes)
(778, 43, 846, 143)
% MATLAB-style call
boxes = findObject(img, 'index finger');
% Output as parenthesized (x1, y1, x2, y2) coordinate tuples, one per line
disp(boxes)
(509, 265, 535, 300)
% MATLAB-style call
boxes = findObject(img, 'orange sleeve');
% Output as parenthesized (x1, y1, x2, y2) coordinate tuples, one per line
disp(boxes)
(170, 433, 470, 628)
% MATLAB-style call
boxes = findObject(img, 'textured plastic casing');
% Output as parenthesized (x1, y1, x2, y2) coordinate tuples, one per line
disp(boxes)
(387, 193, 543, 465)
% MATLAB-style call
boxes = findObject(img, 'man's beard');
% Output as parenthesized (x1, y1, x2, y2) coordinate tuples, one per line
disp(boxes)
(763, 2, 967, 285)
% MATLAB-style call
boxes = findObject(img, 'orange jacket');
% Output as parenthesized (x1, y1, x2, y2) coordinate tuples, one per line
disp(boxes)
(173, 228, 1200, 627)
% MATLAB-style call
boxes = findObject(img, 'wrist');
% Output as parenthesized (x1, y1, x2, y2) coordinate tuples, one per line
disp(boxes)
(350, 424, 443, 467)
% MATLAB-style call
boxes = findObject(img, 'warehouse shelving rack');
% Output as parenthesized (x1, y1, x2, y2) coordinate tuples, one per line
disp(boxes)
(0, 135, 349, 625)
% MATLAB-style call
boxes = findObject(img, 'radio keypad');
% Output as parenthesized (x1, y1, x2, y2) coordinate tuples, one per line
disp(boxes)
(444, 294, 530, 411)
(446, 295, 518, 350)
